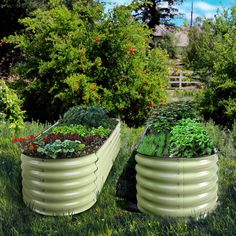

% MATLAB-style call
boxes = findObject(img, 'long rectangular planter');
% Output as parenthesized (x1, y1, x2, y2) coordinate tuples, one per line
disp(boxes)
(21, 121, 121, 216)
(135, 153, 218, 217)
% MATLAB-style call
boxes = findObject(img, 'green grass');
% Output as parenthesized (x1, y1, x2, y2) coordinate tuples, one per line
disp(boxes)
(0, 122, 236, 236)
(167, 90, 201, 103)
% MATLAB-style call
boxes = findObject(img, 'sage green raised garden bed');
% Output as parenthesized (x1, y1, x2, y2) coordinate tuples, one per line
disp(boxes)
(135, 153, 218, 218)
(21, 121, 121, 216)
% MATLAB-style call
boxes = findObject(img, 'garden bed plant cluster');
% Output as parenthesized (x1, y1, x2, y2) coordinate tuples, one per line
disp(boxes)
(17, 105, 120, 216)
(137, 101, 214, 158)
(13, 106, 118, 159)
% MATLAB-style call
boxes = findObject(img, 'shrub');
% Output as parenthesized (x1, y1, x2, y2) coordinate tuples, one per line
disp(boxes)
(154, 32, 177, 59)
(0, 81, 25, 130)
(147, 101, 197, 133)
(62, 106, 115, 128)
(7, 0, 169, 127)
(184, 8, 236, 127)
(170, 118, 214, 158)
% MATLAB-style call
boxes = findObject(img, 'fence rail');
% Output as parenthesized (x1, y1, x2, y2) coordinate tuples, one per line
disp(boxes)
(168, 70, 202, 90)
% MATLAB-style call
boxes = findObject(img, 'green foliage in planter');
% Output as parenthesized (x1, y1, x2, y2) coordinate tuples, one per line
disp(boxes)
(37, 139, 85, 159)
(62, 105, 115, 128)
(51, 125, 111, 138)
(0, 81, 25, 130)
(184, 8, 236, 127)
(147, 101, 197, 133)
(6, 0, 169, 127)
(137, 132, 169, 156)
(170, 118, 214, 158)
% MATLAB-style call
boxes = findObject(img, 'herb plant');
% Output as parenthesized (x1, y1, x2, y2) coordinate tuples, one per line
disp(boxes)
(51, 125, 111, 138)
(137, 132, 169, 156)
(170, 118, 214, 158)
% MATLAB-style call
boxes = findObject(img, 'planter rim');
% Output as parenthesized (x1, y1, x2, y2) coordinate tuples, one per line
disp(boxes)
(21, 152, 96, 162)
(136, 126, 217, 159)
(136, 152, 218, 161)
(21, 119, 120, 160)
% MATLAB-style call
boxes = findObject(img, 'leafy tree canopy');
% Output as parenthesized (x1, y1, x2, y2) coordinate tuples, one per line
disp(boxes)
(184, 7, 236, 127)
(132, 0, 184, 29)
(7, 0, 169, 127)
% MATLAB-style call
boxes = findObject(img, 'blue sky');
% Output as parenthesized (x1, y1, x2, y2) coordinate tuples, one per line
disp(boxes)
(103, 0, 236, 26)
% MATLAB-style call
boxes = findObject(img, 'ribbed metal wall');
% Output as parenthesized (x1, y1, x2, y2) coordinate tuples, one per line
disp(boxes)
(135, 153, 218, 217)
(21, 121, 120, 216)
(96, 122, 121, 192)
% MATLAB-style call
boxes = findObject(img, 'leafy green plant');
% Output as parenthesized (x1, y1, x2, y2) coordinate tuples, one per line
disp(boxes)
(52, 125, 88, 137)
(51, 125, 111, 138)
(170, 118, 214, 158)
(37, 139, 85, 159)
(0, 80, 25, 130)
(147, 101, 197, 133)
(137, 132, 169, 156)
(89, 126, 111, 138)
(137, 135, 157, 156)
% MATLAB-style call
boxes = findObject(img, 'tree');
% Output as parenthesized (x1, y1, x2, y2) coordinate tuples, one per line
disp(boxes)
(184, 7, 236, 127)
(0, 0, 79, 38)
(194, 16, 203, 27)
(7, 0, 169, 127)
(133, 0, 184, 29)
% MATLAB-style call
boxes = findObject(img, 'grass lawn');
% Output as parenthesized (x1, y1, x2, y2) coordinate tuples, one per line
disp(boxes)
(0, 121, 235, 236)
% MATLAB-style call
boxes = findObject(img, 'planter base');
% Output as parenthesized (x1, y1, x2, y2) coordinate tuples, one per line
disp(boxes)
(135, 153, 218, 218)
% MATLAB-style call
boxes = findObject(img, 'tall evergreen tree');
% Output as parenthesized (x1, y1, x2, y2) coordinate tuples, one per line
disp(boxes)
(133, 0, 184, 29)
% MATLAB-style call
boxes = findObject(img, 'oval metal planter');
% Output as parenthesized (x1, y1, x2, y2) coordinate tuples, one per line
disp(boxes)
(21, 121, 121, 216)
(135, 153, 218, 217)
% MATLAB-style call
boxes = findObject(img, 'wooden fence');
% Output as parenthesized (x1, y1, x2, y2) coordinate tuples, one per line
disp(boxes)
(168, 70, 203, 90)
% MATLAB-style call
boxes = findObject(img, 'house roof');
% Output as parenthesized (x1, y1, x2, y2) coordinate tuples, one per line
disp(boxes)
(153, 24, 190, 47)
(174, 31, 189, 47)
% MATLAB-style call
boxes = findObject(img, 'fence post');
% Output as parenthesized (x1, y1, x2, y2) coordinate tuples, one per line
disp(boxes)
(179, 71, 183, 89)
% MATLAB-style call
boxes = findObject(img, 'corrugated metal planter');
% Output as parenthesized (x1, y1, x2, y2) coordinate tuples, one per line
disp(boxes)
(135, 153, 218, 217)
(21, 121, 121, 216)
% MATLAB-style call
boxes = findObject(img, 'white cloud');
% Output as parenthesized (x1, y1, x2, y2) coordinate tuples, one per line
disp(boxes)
(159, 2, 169, 8)
(194, 1, 219, 11)
(185, 12, 199, 20)
(177, 1, 221, 21)
(205, 12, 215, 19)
